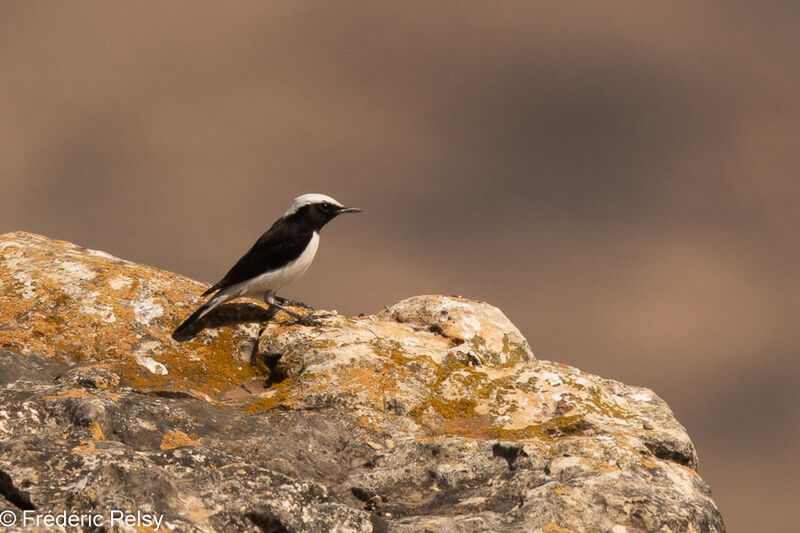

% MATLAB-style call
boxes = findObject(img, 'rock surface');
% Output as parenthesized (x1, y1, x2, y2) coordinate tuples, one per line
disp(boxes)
(0, 232, 724, 532)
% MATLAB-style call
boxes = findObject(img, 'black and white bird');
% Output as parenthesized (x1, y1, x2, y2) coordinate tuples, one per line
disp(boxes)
(173, 193, 360, 340)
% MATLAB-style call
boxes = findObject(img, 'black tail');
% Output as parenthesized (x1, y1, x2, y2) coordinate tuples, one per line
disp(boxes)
(172, 299, 215, 341)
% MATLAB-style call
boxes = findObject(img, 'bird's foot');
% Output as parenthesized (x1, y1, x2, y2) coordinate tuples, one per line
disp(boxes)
(274, 296, 314, 310)
(286, 312, 333, 327)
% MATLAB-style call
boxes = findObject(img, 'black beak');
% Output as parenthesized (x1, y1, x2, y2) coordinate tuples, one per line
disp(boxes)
(337, 206, 362, 214)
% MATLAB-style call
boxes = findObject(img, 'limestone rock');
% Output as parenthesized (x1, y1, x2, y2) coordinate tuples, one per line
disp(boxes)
(0, 232, 724, 532)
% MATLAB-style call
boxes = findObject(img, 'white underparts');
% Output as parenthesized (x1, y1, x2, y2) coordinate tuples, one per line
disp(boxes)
(196, 232, 320, 321)
(241, 231, 319, 297)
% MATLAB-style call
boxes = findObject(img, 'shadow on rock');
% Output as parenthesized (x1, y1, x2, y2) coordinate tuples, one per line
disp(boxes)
(172, 302, 277, 341)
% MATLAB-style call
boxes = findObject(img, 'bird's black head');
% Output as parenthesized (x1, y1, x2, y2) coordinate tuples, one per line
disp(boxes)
(283, 194, 361, 231)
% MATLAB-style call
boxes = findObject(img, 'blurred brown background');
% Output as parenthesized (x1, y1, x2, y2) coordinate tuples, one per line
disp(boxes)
(2, 2, 798, 530)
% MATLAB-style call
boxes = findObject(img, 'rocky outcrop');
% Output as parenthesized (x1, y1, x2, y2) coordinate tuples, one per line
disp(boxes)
(0, 232, 724, 532)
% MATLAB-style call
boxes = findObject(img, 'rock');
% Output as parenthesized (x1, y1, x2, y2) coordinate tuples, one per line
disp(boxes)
(0, 232, 725, 532)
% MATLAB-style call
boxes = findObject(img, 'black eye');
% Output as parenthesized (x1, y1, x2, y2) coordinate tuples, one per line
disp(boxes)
(321, 203, 334, 212)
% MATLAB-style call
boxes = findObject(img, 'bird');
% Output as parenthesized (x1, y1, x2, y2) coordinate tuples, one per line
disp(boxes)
(172, 193, 360, 340)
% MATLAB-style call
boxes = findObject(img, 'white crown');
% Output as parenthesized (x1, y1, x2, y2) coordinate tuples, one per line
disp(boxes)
(283, 193, 344, 217)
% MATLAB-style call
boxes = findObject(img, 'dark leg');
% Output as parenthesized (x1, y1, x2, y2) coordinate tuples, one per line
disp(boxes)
(263, 291, 303, 321)
(264, 291, 330, 326)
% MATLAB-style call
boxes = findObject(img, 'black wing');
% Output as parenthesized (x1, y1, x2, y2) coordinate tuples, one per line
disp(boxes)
(202, 222, 313, 296)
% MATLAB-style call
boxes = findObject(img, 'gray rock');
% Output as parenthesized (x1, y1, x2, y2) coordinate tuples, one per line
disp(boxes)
(0, 232, 725, 532)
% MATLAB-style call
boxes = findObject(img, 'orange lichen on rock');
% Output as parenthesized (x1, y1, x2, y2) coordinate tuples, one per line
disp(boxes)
(71, 441, 100, 455)
(160, 431, 202, 450)
(87, 421, 106, 441)
(0, 232, 259, 400)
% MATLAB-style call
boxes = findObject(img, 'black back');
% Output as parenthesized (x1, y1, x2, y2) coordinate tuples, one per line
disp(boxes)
(202, 202, 344, 296)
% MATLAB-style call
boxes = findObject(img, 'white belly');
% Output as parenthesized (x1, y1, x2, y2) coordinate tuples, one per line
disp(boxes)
(240, 232, 319, 297)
